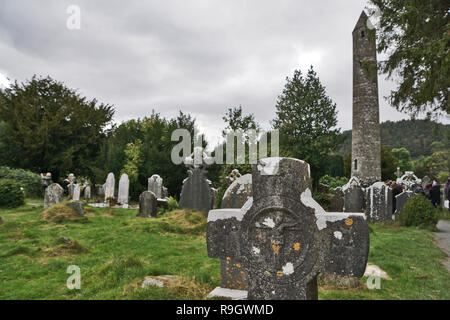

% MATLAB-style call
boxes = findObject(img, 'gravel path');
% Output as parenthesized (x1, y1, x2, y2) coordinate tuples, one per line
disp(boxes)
(434, 220, 450, 272)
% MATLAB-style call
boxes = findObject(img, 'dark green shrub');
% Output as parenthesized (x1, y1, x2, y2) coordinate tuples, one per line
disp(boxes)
(312, 192, 332, 211)
(0, 179, 25, 208)
(0, 166, 42, 198)
(398, 194, 438, 228)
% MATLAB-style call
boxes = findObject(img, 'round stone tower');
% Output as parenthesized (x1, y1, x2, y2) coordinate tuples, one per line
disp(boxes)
(351, 11, 381, 186)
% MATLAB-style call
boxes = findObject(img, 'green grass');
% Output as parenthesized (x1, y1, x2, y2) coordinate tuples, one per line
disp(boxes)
(0, 202, 449, 300)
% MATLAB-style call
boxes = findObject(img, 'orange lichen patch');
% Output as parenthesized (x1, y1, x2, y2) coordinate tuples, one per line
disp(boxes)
(234, 264, 241, 268)
(240, 271, 245, 274)
(276, 271, 284, 277)
(264, 270, 271, 276)
(345, 218, 354, 226)
(257, 233, 262, 239)
(272, 244, 279, 254)
(293, 242, 301, 251)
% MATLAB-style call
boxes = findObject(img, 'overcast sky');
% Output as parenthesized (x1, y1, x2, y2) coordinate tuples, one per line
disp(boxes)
(0, 0, 447, 146)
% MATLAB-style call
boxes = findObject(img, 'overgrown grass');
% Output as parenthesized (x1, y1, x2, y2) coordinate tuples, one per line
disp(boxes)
(0, 202, 448, 300)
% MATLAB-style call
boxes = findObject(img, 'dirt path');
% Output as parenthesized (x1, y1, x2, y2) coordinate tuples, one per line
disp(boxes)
(434, 220, 450, 272)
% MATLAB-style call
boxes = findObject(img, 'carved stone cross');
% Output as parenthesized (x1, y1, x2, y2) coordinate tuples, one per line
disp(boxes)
(207, 157, 369, 300)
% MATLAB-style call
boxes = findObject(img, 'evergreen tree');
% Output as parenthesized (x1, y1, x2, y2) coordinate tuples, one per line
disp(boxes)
(273, 67, 340, 188)
(368, 0, 449, 116)
(0, 75, 114, 181)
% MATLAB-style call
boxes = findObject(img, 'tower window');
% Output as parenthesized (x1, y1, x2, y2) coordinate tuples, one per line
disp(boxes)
(361, 30, 365, 38)
(354, 159, 358, 170)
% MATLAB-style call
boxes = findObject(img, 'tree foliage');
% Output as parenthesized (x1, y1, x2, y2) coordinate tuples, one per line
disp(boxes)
(273, 67, 340, 187)
(368, 0, 449, 116)
(0, 76, 114, 181)
(391, 147, 413, 171)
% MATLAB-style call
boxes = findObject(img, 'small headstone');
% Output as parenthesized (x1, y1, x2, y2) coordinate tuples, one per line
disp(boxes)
(118, 174, 130, 208)
(44, 183, 64, 209)
(138, 191, 157, 218)
(395, 191, 414, 214)
(104, 172, 115, 202)
(67, 183, 75, 199)
(330, 187, 344, 212)
(84, 185, 91, 199)
(366, 182, 393, 221)
(162, 187, 169, 198)
(72, 183, 81, 201)
(342, 177, 364, 212)
(221, 172, 253, 209)
(207, 157, 370, 300)
(148, 174, 164, 199)
(67, 201, 85, 216)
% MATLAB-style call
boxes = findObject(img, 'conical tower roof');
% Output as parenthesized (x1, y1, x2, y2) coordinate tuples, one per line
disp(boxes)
(353, 11, 368, 32)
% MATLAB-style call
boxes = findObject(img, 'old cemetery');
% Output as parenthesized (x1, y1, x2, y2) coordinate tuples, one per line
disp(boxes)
(0, 152, 449, 300)
(0, 5, 449, 303)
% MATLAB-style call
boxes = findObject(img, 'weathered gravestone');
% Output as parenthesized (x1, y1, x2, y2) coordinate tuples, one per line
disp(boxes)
(207, 157, 369, 300)
(330, 187, 344, 212)
(148, 174, 164, 199)
(84, 185, 91, 199)
(72, 183, 81, 201)
(179, 147, 214, 213)
(221, 170, 253, 209)
(365, 182, 393, 221)
(44, 183, 64, 209)
(104, 172, 115, 202)
(67, 201, 84, 216)
(67, 183, 75, 199)
(397, 171, 421, 191)
(118, 174, 130, 208)
(138, 191, 158, 218)
(343, 177, 364, 212)
(395, 191, 414, 214)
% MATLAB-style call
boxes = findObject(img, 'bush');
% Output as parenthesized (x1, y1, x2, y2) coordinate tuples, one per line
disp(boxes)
(0, 166, 42, 198)
(312, 192, 332, 211)
(398, 194, 438, 228)
(167, 196, 179, 211)
(0, 179, 25, 208)
(319, 175, 348, 192)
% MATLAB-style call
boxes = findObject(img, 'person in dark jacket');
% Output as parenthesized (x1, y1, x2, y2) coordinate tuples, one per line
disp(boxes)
(40, 172, 52, 191)
(445, 178, 450, 211)
(391, 181, 403, 214)
(430, 180, 441, 207)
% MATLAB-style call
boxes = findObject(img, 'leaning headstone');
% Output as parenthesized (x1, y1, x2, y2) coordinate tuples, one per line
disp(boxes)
(138, 191, 157, 218)
(343, 177, 364, 212)
(207, 157, 369, 300)
(72, 183, 81, 201)
(67, 201, 85, 216)
(330, 187, 344, 212)
(395, 191, 414, 214)
(44, 183, 64, 209)
(104, 172, 115, 202)
(148, 174, 163, 199)
(221, 172, 253, 209)
(118, 174, 130, 208)
(365, 182, 393, 221)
